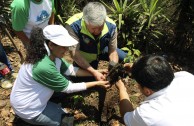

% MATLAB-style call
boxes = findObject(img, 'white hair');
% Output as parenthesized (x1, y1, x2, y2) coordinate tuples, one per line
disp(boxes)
(83, 2, 107, 26)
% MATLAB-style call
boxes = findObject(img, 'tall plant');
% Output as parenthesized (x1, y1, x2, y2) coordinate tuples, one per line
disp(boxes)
(0, 0, 13, 34)
(101, 0, 141, 62)
(55, 0, 81, 25)
(137, 0, 169, 53)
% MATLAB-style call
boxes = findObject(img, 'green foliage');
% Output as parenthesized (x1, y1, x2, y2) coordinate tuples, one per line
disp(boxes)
(0, 0, 13, 33)
(121, 40, 141, 63)
(137, 0, 170, 53)
(72, 95, 84, 106)
(55, 0, 81, 25)
(171, 0, 194, 55)
(101, 0, 140, 47)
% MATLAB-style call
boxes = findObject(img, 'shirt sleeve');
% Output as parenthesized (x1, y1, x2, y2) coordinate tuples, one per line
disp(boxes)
(32, 58, 70, 92)
(11, 0, 29, 31)
(124, 109, 147, 126)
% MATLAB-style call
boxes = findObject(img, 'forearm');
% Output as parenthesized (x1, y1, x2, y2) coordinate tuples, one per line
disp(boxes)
(14, 31, 30, 45)
(48, 12, 55, 24)
(76, 68, 93, 76)
(109, 50, 119, 63)
(116, 80, 134, 117)
(85, 81, 101, 88)
(73, 50, 97, 75)
(119, 87, 134, 117)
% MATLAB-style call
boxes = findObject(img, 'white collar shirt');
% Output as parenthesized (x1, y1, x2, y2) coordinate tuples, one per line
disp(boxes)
(124, 71, 194, 126)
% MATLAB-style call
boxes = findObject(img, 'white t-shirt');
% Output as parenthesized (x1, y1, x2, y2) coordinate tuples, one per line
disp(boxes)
(24, 0, 52, 38)
(124, 71, 194, 126)
(10, 56, 86, 119)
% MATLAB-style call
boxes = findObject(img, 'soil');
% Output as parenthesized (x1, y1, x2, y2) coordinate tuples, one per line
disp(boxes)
(0, 34, 193, 126)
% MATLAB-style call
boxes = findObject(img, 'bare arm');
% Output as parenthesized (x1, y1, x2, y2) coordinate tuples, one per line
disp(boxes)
(109, 49, 119, 63)
(76, 66, 93, 77)
(48, 12, 55, 24)
(72, 49, 106, 81)
(109, 29, 119, 63)
(14, 31, 30, 45)
(85, 81, 110, 89)
(116, 80, 134, 117)
(65, 24, 106, 80)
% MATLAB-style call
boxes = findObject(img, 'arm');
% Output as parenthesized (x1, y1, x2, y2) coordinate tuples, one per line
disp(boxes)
(65, 24, 106, 81)
(48, 12, 55, 24)
(109, 29, 119, 63)
(116, 80, 134, 117)
(62, 80, 110, 94)
(72, 49, 106, 81)
(109, 49, 119, 63)
(14, 31, 30, 45)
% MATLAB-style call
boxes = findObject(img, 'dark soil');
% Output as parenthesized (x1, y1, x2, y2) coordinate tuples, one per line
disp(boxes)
(1, 34, 193, 126)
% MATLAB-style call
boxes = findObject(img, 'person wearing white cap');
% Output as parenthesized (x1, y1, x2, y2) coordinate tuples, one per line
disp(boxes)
(10, 25, 110, 126)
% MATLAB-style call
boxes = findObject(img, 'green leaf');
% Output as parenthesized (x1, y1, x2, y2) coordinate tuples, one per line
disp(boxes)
(113, 0, 121, 12)
(118, 14, 123, 29)
(121, 47, 130, 51)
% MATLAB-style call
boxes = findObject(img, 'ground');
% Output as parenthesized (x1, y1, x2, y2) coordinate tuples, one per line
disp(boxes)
(0, 35, 192, 126)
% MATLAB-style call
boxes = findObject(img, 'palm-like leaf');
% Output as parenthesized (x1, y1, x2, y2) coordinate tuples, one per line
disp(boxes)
(0, 0, 13, 34)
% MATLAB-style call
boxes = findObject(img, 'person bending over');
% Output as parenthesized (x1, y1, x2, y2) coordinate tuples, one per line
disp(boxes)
(116, 55, 194, 126)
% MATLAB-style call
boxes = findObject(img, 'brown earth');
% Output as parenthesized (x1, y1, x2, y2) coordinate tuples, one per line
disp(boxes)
(0, 34, 192, 126)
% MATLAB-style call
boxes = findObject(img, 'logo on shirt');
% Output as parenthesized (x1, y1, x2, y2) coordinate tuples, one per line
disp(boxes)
(36, 10, 49, 22)
(82, 35, 91, 45)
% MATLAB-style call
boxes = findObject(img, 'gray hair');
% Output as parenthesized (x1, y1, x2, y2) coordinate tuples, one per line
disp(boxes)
(83, 2, 107, 26)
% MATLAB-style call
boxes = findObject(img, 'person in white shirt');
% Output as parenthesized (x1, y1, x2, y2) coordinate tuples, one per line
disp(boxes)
(11, 0, 55, 47)
(10, 25, 110, 126)
(117, 55, 194, 126)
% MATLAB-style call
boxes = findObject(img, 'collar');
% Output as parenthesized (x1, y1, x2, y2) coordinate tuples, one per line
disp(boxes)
(80, 19, 109, 40)
(142, 86, 168, 104)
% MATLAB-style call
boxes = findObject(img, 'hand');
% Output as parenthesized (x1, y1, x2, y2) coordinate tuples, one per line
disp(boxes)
(115, 79, 126, 91)
(124, 63, 133, 72)
(96, 81, 110, 89)
(108, 61, 117, 71)
(93, 70, 106, 81)
(98, 69, 108, 77)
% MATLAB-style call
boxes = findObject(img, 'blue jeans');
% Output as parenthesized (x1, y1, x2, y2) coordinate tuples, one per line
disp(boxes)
(89, 47, 127, 69)
(21, 102, 66, 126)
(0, 42, 12, 79)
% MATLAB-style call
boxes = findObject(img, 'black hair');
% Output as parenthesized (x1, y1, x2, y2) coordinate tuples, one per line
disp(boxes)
(25, 27, 47, 64)
(131, 55, 174, 91)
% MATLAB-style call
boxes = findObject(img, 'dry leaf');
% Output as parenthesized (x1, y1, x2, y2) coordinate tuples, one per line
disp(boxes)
(9, 108, 15, 115)
(1, 108, 10, 118)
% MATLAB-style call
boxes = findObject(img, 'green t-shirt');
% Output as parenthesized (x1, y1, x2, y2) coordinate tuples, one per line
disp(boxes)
(11, 0, 54, 31)
(32, 55, 70, 92)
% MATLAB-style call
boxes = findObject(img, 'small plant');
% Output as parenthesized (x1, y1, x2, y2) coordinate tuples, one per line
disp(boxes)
(122, 40, 141, 63)
(72, 95, 85, 106)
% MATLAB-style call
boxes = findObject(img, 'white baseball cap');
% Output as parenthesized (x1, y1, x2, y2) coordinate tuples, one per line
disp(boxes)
(43, 25, 78, 47)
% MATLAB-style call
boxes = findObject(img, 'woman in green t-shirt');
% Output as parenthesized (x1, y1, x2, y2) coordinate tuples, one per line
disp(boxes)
(10, 25, 110, 126)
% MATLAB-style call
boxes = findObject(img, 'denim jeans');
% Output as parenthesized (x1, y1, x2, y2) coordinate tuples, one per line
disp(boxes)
(0, 42, 12, 79)
(100, 46, 127, 64)
(21, 102, 66, 126)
